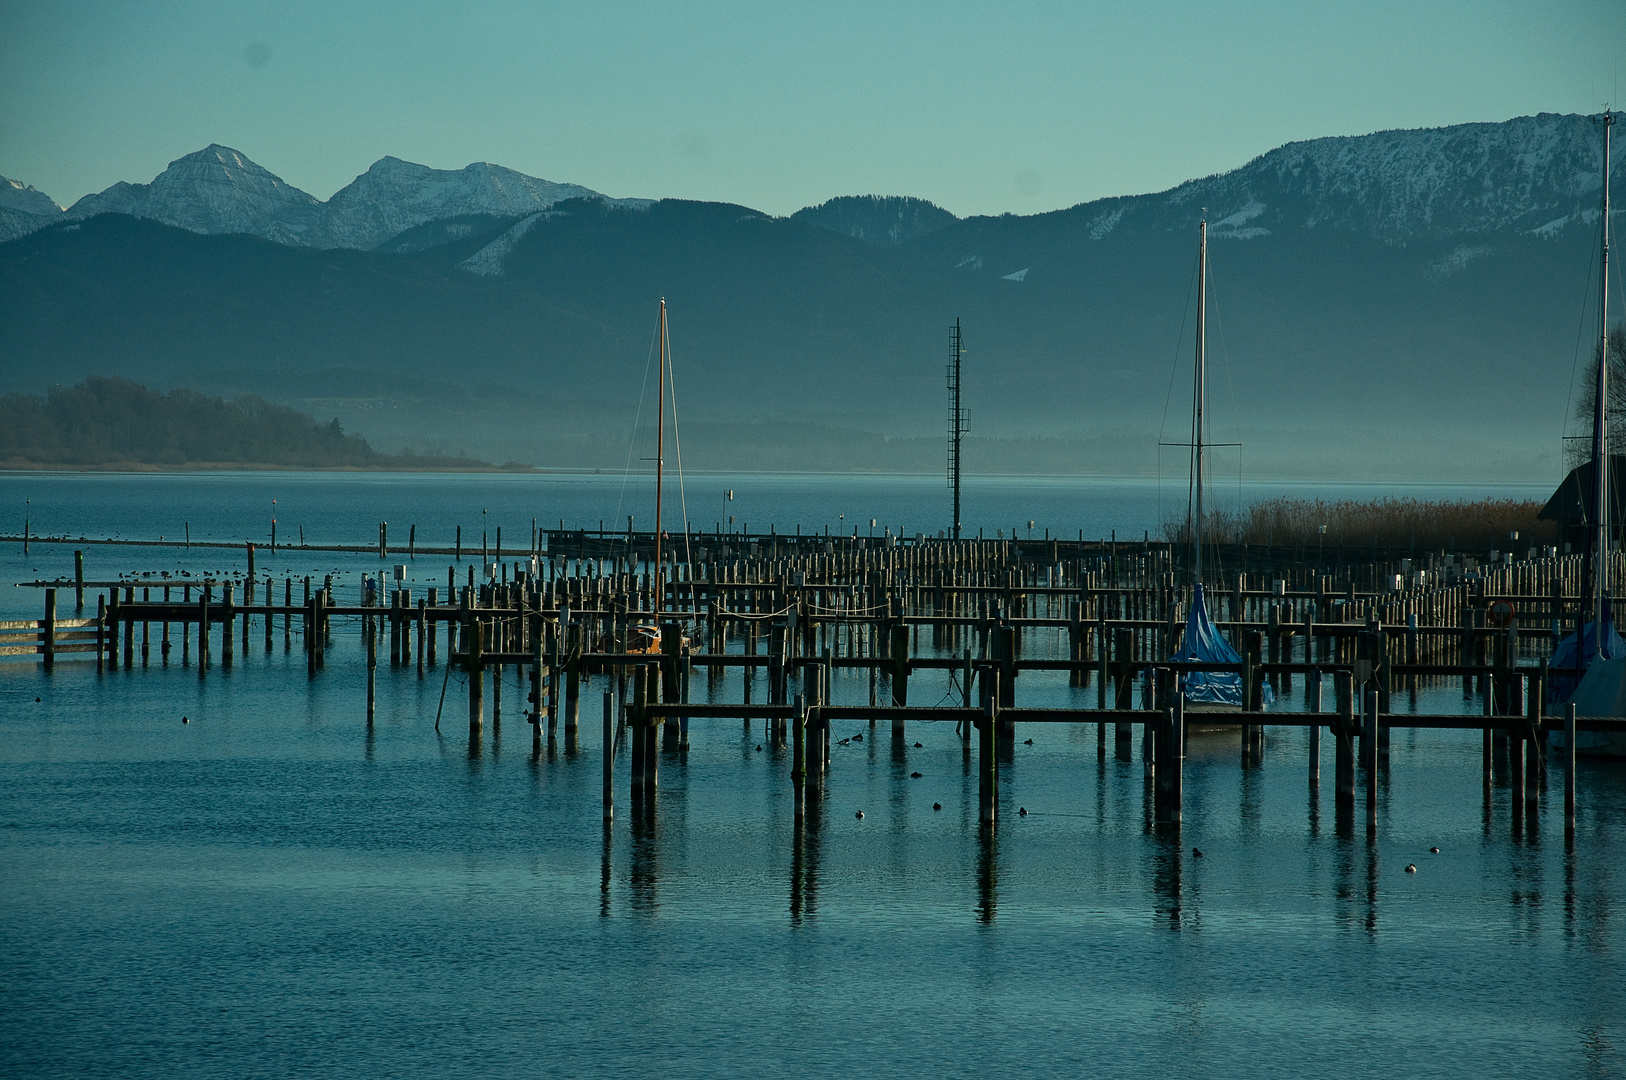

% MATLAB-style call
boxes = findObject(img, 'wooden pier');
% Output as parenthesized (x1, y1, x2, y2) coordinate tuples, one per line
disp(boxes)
(8, 530, 1617, 839)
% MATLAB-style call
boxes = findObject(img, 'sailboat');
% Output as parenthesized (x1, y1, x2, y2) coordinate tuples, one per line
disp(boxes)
(1168, 216, 1265, 711)
(1553, 110, 1626, 756)
(622, 298, 687, 656)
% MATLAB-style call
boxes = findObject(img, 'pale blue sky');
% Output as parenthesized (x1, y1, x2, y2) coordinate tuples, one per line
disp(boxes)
(2, 0, 1622, 216)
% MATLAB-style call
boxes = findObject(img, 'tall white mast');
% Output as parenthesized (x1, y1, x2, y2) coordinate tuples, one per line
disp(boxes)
(654, 298, 667, 618)
(1593, 112, 1613, 658)
(1193, 217, 1208, 589)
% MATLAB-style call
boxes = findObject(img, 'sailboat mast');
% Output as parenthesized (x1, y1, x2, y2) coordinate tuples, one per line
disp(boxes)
(1593, 113, 1613, 658)
(654, 298, 667, 618)
(1193, 218, 1208, 588)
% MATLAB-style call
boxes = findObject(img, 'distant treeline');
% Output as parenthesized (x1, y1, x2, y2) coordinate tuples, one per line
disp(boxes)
(0, 377, 507, 469)
(1166, 496, 1552, 551)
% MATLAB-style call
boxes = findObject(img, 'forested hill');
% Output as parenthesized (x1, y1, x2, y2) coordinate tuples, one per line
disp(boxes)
(0, 377, 505, 469)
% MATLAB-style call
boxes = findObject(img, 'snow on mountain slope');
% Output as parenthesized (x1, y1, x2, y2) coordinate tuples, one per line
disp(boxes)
(0, 176, 64, 242)
(48, 145, 646, 251)
(321, 157, 648, 249)
(458, 212, 548, 276)
(1132, 112, 1618, 242)
(65, 145, 324, 245)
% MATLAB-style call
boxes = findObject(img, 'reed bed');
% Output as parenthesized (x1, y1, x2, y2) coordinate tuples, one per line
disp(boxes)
(1165, 496, 1552, 553)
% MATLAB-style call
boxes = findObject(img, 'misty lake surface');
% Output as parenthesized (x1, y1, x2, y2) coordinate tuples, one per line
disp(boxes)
(2, 471, 1620, 1078)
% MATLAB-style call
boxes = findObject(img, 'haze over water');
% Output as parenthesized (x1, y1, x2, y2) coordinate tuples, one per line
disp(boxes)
(2, 472, 1620, 1078)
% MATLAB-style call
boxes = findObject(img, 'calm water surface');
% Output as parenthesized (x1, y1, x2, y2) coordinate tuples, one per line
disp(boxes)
(1, 473, 1619, 1078)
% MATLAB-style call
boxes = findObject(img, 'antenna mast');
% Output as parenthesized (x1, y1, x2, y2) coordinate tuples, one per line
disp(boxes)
(948, 318, 968, 540)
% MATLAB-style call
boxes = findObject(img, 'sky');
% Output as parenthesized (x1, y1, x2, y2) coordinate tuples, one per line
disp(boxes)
(2, 0, 1623, 218)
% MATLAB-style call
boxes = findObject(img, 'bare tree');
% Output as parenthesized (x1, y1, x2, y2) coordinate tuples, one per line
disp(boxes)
(1566, 324, 1626, 471)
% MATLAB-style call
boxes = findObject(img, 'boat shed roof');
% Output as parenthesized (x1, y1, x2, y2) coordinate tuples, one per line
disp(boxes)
(1538, 456, 1626, 523)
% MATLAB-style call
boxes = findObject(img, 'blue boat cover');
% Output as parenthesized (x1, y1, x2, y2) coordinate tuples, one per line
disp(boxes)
(1171, 584, 1271, 706)
(1548, 607, 1625, 705)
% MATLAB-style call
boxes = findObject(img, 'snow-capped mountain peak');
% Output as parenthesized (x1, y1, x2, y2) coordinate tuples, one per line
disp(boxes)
(321, 155, 640, 250)
(65, 144, 324, 245)
(0, 175, 65, 243)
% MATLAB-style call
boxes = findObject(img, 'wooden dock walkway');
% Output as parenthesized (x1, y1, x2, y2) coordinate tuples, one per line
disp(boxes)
(7, 529, 1615, 839)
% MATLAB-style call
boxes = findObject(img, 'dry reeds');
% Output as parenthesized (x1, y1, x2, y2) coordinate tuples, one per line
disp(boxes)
(1165, 497, 1552, 552)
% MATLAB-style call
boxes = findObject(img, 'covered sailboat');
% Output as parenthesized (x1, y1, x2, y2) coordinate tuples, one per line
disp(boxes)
(1167, 216, 1270, 711)
(1551, 109, 1625, 756)
(1172, 584, 1249, 707)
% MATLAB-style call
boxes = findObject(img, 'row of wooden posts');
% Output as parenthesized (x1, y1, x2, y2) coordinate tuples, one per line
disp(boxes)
(10, 538, 1621, 839)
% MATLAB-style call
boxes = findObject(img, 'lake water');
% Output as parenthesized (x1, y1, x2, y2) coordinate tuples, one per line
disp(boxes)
(3, 472, 1621, 1078)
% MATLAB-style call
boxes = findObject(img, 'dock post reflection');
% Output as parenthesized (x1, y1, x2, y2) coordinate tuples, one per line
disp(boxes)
(1152, 830, 1182, 929)
(789, 780, 822, 920)
(976, 823, 998, 923)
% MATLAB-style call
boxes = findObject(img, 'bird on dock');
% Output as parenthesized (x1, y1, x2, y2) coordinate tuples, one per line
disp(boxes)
(1405, 864, 1417, 874)
(1192, 848, 1204, 858)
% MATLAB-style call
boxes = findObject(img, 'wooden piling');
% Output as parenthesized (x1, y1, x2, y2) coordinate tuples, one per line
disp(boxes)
(604, 691, 615, 819)
(1564, 703, 1576, 837)
(42, 588, 55, 672)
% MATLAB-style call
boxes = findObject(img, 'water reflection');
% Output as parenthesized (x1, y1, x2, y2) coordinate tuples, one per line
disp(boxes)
(976, 824, 997, 923)
(629, 799, 659, 916)
(790, 790, 823, 920)
(1151, 828, 1183, 929)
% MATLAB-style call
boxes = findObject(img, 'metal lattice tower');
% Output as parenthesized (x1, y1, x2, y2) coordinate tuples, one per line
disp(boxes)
(947, 319, 969, 539)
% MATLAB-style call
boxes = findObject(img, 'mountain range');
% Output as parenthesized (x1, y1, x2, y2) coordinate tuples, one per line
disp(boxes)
(0, 112, 1619, 483)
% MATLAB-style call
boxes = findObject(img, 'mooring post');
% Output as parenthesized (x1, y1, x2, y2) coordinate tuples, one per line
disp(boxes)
(366, 593, 376, 725)
(1335, 671, 1355, 814)
(74, 551, 84, 610)
(792, 691, 806, 818)
(962, 647, 974, 752)
(96, 594, 106, 674)
(979, 673, 998, 825)
(1114, 626, 1133, 760)
(604, 691, 615, 820)
(42, 588, 56, 672)
(198, 589, 210, 673)
(1564, 702, 1577, 838)
(467, 618, 483, 748)
(630, 666, 647, 799)
(1364, 685, 1378, 837)
(890, 619, 910, 741)
(427, 587, 438, 666)
(531, 613, 545, 757)
(1509, 673, 1526, 832)
(1308, 667, 1323, 782)
(643, 665, 659, 800)
(566, 622, 582, 742)
(305, 590, 317, 676)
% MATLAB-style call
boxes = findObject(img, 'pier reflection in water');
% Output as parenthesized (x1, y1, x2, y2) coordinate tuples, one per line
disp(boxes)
(6, 628, 1626, 1078)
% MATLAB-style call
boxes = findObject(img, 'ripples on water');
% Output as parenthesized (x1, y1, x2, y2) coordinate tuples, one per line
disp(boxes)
(1, 473, 1620, 1078)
